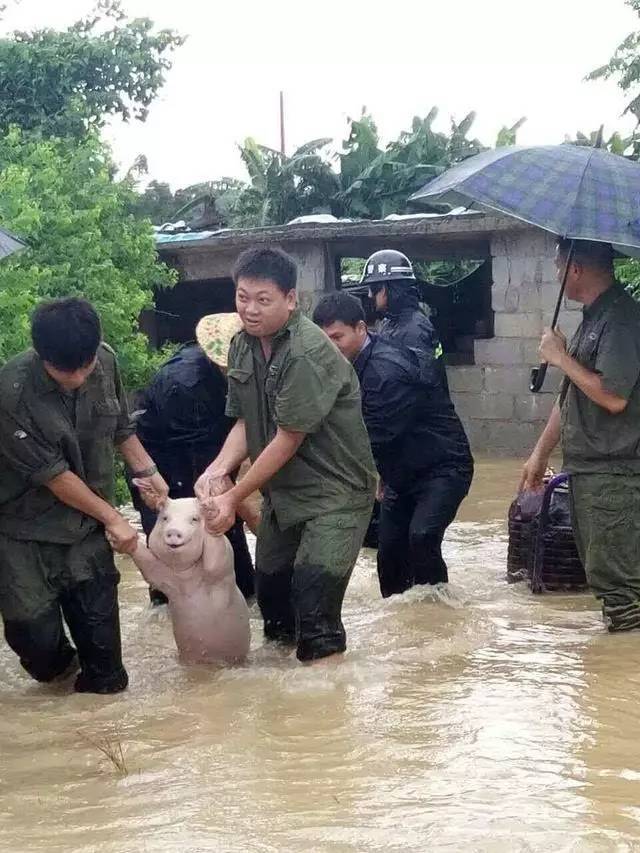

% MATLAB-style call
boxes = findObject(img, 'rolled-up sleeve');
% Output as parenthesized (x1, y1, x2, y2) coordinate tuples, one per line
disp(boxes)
(225, 377, 243, 419)
(224, 337, 244, 419)
(0, 409, 68, 486)
(596, 320, 640, 399)
(113, 355, 136, 445)
(275, 356, 342, 433)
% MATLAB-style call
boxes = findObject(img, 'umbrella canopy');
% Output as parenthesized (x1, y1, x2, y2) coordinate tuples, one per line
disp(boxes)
(0, 226, 25, 260)
(409, 144, 640, 254)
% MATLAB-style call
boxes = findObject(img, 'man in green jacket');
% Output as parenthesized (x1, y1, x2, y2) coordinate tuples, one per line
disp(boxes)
(0, 298, 168, 693)
(521, 238, 640, 631)
(195, 248, 377, 662)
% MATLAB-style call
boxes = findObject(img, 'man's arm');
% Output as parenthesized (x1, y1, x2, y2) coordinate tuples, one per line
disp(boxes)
(118, 434, 169, 509)
(557, 355, 627, 414)
(46, 471, 139, 553)
(0, 406, 138, 552)
(541, 328, 628, 414)
(194, 420, 248, 501)
(520, 403, 561, 492)
(203, 428, 304, 535)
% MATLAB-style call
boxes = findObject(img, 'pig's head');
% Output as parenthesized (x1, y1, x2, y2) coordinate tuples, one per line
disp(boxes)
(148, 497, 205, 570)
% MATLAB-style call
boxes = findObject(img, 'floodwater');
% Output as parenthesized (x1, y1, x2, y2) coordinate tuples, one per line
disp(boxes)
(2, 459, 640, 853)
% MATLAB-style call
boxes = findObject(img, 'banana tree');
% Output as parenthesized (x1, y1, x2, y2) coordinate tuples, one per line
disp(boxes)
(232, 137, 339, 227)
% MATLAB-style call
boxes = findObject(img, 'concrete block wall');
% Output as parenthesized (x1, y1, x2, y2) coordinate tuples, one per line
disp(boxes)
(448, 228, 582, 455)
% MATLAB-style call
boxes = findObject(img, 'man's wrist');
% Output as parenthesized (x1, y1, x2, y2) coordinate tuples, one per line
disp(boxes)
(131, 463, 158, 478)
(207, 461, 230, 479)
(226, 485, 243, 507)
(557, 351, 573, 374)
(102, 507, 122, 527)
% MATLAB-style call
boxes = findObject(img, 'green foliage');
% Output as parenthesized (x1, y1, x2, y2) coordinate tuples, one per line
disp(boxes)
(496, 117, 527, 148)
(340, 257, 481, 289)
(0, 0, 184, 139)
(0, 127, 176, 386)
(335, 108, 495, 219)
(230, 137, 339, 227)
(616, 256, 640, 299)
(587, 1, 640, 122)
(414, 259, 482, 287)
(147, 107, 524, 229)
(565, 125, 640, 159)
(129, 179, 176, 223)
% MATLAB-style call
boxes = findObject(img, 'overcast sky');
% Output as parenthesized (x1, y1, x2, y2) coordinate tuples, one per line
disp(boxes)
(3, 1, 639, 189)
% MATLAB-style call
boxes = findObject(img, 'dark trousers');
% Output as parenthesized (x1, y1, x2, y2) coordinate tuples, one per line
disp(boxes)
(255, 502, 371, 661)
(0, 530, 128, 694)
(4, 575, 127, 692)
(377, 469, 472, 598)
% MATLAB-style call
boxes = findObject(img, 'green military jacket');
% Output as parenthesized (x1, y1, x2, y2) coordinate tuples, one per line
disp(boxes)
(226, 309, 377, 528)
(560, 284, 640, 474)
(0, 344, 135, 544)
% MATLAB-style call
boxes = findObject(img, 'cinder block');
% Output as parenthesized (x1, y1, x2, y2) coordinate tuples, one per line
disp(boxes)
(450, 391, 514, 421)
(462, 419, 489, 451)
(515, 284, 543, 313)
(494, 312, 543, 338)
(486, 420, 544, 453)
(514, 393, 556, 423)
(492, 282, 520, 313)
(446, 366, 484, 394)
(491, 230, 556, 259)
(483, 367, 532, 395)
(540, 284, 562, 313)
(474, 337, 523, 366)
(522, 338, 542, 365)
(491, 256, 510, 288)
(543, 310, 581, 339)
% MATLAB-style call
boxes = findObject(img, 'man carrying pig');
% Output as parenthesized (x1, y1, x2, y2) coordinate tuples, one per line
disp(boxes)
(195, 247, 377, 663)
(0, 298, 168, 694)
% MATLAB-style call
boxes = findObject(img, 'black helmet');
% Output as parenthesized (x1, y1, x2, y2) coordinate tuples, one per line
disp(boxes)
(360, 250, 416, 287)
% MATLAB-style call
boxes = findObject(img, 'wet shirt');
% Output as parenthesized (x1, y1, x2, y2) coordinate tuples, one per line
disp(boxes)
(354, 334, 473, 489)
(560, 284, 640, 474)
(378, 306, 449, 391)
(225, 310, 377, 528)
(0, 344, 135, 544)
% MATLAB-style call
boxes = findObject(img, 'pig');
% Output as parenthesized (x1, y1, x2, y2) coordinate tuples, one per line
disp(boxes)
(129, 497, 250, 664)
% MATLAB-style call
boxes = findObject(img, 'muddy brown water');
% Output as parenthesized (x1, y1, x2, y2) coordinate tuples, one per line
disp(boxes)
(2, 459, 640, 852)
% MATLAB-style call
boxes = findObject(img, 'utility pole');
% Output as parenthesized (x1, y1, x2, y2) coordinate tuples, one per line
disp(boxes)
(279, 90, 286, 156)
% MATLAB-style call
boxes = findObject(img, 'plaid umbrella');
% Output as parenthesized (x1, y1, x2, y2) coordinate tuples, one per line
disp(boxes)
(409, 144, 640, 253)
(410, 144, 640, 392)
(0, 226, 26, 259)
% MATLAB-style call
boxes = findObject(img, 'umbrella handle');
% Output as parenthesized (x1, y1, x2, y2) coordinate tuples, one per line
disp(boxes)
(529, 363, 548, 392)
(529, 240, 574, 395)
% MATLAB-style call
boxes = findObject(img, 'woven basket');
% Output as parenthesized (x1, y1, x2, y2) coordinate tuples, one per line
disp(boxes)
(507, 474, 587, 593)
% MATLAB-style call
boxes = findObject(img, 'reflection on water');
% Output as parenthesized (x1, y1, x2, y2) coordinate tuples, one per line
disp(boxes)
(2, 459, 640, 852)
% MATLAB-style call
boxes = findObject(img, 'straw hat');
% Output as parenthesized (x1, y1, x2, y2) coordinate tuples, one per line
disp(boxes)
(195, 312, 243, 367)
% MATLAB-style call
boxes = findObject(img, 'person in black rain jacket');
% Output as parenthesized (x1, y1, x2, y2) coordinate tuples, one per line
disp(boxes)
(130, 314, 256, 603)
(361, 249, 449, 391)
(313, 291, 473, 597)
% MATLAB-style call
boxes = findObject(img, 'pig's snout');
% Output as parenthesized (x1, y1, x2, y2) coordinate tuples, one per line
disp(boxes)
(164, 526, 189, 549)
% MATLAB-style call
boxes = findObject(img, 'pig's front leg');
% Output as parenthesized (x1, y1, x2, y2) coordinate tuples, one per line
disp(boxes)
(201, 533, 235, 584)
(130, 540, 174, 596)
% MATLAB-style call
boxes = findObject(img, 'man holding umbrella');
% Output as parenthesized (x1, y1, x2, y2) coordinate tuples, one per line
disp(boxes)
(521, 238, 640, 631)
(409, 140, 640, 631)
